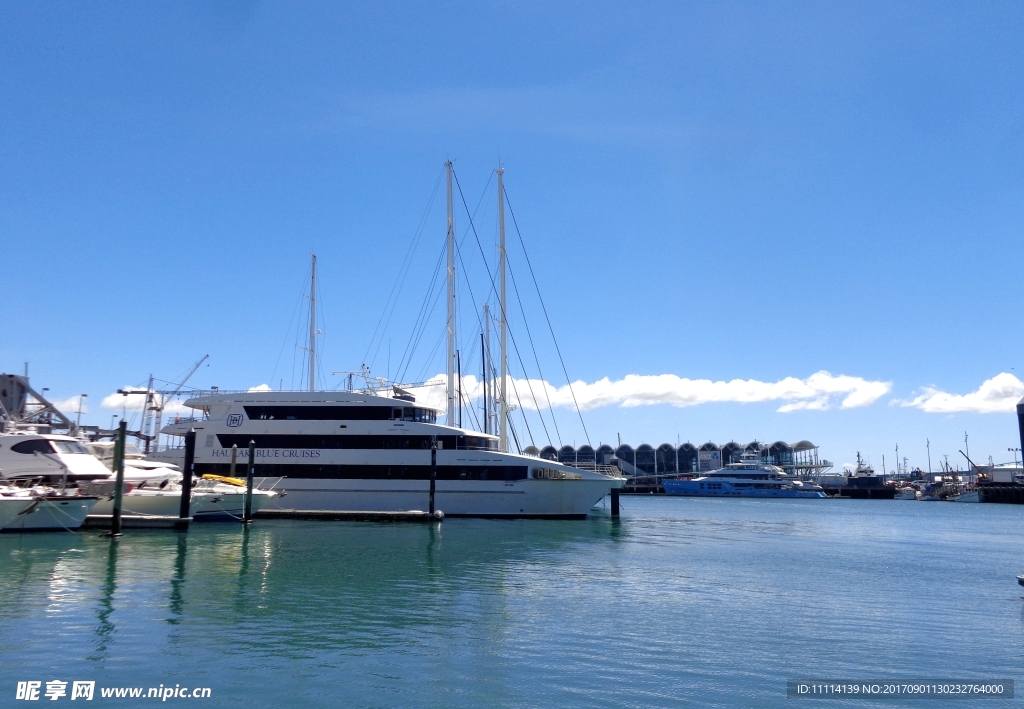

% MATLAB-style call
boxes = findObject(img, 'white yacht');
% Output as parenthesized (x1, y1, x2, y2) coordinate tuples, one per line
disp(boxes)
(663, 457, 827, 499)
(155, 389, 623, 518)
(0, 433, 102, 530)
(153, 165, 623, 518)
(0, 490, 35, 530)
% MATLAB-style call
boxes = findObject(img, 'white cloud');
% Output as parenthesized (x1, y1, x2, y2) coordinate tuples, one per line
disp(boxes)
(101, 388, 148, 411)
(894, 373, 1024, 414)
(100, 388, 191, 417)
(404, 370, 891, 414)
(248, 384, 272, 392)
(49, 396, 90, 415)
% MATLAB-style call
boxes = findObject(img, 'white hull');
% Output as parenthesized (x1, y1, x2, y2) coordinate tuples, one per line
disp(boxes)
(90, 492, 184, 517)
(0, 498, 35, 529)
(952, 491, 981, 503)
(191, 490, 277, 521)
(2, 497, 99, 532)
(258, 477, 612, 518)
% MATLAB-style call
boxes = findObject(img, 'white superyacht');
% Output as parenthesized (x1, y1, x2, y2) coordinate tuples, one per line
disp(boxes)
(155, 164, 623, 518)
(157, 389, 621, 518)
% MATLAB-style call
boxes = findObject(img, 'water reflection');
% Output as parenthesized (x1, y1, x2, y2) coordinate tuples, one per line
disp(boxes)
(167, 533, 187, 624)
(89, 540, 118, 660)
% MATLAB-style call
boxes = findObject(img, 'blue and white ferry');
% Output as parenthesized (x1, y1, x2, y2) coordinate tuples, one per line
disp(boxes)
(663, 458, 827, 499)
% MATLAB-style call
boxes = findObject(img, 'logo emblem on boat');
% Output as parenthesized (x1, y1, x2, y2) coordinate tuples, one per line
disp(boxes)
(227, 414, 243, 427)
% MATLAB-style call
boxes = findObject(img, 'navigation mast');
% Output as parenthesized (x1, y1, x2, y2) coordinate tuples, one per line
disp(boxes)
(309, 253, 317, 392)
(497, 166, 508, 452)
(446, 161, 456, 426)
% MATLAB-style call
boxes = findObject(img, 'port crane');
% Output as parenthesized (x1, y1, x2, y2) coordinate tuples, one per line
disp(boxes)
(149, 355, 209, 453)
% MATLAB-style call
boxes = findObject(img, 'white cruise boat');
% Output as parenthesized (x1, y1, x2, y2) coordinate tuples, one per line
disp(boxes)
(155, 390, 623, 518)
(153, 165, 623, 518)
(663, 458, 827, 499)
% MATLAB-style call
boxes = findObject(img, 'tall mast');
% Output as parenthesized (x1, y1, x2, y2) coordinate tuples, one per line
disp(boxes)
(309, 253, 317, 392)
(445, 161, 456, 425)
(483, 303, 490, 435)
(497, 167, 508, 452)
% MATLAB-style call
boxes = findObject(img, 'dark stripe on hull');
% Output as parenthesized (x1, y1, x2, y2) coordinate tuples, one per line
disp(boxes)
(200, 463, 528, 481)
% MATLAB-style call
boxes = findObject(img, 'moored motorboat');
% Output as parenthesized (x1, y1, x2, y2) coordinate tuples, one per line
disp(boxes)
(0, 484, 99, 532)
(950, 489, 981, 503)
(0, 491, 35, 529)
(662, 455, 827, 499)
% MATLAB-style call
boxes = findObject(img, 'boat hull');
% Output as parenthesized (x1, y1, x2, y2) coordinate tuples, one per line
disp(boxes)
(90, 491, 184, 517)
(2, 497, 99, 532)
(256, 477, 616, 518)
(952, 491, 981, 503)
(190, 490, 277, 521)
(0, 498, 35, 529)
(662, 480, 826, 499)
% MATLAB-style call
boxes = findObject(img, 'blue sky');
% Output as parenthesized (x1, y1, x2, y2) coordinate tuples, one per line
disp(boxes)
(2, 1, 1023, 472)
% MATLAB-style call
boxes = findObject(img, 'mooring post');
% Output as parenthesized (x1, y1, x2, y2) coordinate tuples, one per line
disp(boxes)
(244, 440, 255, 523)
(430, 435, 437, 515)
(109, 419, 128, 536)
(179, 428, 195, 520)
(229, 443, 237, 479)
(610, 487, 620, 518)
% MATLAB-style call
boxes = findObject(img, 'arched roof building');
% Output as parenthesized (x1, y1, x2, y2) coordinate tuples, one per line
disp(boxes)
(656, 443, 677, 475)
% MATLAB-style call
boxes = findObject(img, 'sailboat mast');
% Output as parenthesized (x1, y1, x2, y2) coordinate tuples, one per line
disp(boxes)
(445, 161, 456, 426)
(309, 254, 317, 392)
(483, 303, 490, 435)
(497, 167, 508, 453)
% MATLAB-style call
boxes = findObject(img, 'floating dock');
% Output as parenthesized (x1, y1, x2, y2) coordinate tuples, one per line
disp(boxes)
(256, 509, 444, 522)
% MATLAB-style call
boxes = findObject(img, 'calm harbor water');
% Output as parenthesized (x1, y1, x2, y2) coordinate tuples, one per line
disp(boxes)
(1, 497, 1022, 707)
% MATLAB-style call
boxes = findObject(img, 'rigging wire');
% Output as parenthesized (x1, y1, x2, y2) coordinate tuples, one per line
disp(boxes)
(395, 240, 447, 382)
(451, 169, 554, 447)
(504, 185, 592, 448)
(364, 168, 445, 369)
(270, 262, 314, 389)
(506, 256, 562, 447)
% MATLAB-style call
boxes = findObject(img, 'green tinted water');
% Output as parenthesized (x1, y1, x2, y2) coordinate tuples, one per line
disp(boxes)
(1, 497, 1022, 707)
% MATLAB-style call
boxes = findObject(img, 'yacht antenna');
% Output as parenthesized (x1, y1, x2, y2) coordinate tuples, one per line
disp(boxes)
(309, 254, 317, 392)
(446, 161, 456, 425)
(497, 166, 508, 452)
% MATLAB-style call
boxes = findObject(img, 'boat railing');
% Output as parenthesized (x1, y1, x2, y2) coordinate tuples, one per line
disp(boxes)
(568, 462, 626, 478)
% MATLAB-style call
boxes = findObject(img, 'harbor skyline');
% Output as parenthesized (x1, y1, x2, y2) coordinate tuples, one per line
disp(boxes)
(3, 2, 1022, 473)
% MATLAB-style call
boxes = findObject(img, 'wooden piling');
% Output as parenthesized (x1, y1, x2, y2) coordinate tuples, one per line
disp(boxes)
(243, 440, 255, 523)
(109, 419, 128, 536)
(610, 487, 620, 517)
(429, 435, 437, 515)
(179, 429, 195, 520)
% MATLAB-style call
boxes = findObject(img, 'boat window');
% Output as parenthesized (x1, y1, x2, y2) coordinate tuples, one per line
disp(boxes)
(11, 439, 56, 455)
(52, 441, 89, 455)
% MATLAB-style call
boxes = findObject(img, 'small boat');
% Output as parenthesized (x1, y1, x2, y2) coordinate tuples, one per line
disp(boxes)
(1017, 574, 1024, 588)
(0, 484, 99, 532)
(0, 492, 35, 529)
(951, 490, 981, 503)
(895, 487, 917, 500)
(190, 474, 280, 520)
